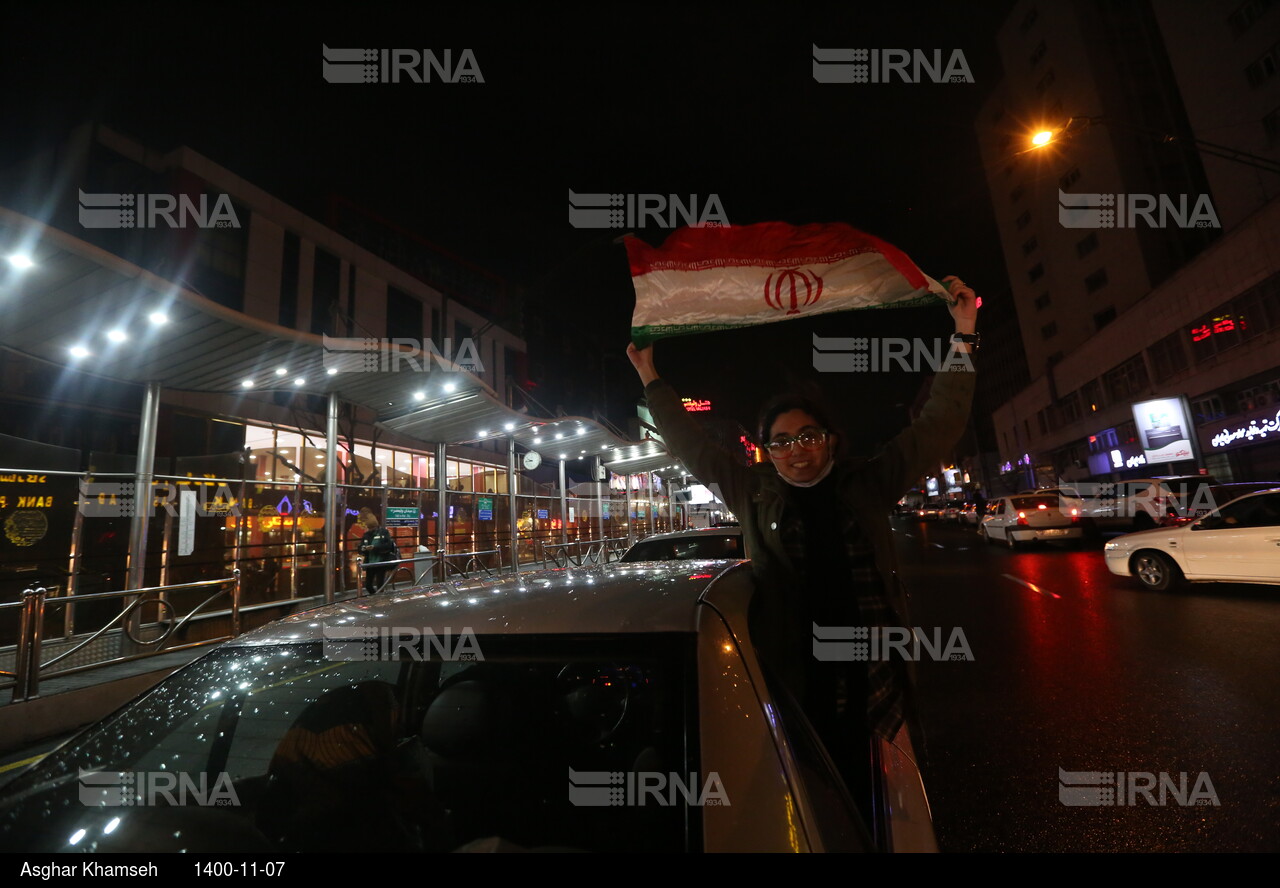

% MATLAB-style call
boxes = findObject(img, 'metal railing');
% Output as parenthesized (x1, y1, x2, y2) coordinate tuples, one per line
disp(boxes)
(354, 537, 632, 592)
(3, 572, 242, 702)
(354, 547, 509, 595)
(438, 549, 503, 580)
(354, 552, 442, 596)
(539, 537, 630, 568)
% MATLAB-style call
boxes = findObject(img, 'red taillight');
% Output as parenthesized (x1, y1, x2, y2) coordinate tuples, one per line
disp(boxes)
(1017, 511, 1028, 526)
(1070, 507, 1079, 522)
(1037, 503, 1047, 510)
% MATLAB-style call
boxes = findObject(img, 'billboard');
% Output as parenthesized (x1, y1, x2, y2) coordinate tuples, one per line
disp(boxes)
(1130, 397, 1196, 464)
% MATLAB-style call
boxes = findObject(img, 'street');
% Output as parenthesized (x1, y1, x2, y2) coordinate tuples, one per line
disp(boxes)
(900, 517, 1280, 851)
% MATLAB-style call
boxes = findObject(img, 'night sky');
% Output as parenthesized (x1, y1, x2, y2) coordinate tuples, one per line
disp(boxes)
(1, 3, 1015, 449)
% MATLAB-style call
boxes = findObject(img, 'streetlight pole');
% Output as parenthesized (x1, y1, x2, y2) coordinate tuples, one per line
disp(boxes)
(1031, 116, 1280, 175)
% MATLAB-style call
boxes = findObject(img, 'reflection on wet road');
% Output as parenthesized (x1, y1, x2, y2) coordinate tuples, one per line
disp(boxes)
(895, 517, 1280, 852)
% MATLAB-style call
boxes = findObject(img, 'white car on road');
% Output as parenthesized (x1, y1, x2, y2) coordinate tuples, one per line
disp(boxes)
(1104, 488, 1280, 591)
(979, 494, 1084, 548)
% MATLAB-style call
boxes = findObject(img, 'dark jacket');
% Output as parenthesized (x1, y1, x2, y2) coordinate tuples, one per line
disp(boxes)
(644, 368, 976, 685)
(360, 527, 398, 564)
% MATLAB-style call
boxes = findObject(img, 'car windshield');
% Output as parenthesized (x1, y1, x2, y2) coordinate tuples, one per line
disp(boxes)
(620, 534, 742, 562)
(0, 636, 697, 853)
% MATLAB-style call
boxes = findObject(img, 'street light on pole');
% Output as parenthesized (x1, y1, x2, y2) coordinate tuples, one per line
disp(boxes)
(1028, 116, 1280, 176)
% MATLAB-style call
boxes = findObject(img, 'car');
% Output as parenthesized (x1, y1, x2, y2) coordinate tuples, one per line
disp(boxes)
(0, 562, 937, 853)
(960, 503, 982, 526)
(1020, 486, 1094, 517)
(1103, 488, 1280, 591)
(979, 494, 1085, 549)
(1084, 476, 1220, 532)
(914, 503, 942, 521)
(619, 526, 744, 562)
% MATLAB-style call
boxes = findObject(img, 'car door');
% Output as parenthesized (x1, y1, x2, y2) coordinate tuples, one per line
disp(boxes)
(988, 501, 1008, 542)
(1183, 493, 1280, 582)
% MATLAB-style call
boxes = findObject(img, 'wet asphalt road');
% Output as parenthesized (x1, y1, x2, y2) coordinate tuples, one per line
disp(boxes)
(897, 517, 1280, 852)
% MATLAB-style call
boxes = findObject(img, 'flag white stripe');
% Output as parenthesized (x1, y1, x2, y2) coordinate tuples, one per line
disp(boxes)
(632, 253, 946, 329)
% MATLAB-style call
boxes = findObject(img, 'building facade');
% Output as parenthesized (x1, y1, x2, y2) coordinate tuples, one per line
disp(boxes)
(977, 0, 1280, 488)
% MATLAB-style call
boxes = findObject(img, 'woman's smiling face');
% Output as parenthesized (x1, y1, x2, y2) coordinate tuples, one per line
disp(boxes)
(766, 409, 835, 484)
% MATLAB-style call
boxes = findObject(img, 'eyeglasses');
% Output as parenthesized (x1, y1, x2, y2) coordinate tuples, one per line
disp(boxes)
(765, 430, 827, 456)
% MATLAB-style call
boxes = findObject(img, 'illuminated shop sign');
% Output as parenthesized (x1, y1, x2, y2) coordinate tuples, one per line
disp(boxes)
(681, 398, 712, 413)
(1189, 315, 1245, 342)
(1207, 408, 1280, 450)
(1, 474, 59, 548)
(998, 454, 1032, 474)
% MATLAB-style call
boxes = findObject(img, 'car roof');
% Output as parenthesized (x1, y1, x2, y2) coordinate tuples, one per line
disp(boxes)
(229, 562, 750, 646)
(1213, 486, 1280, 500)
(632, 526, 743, 542)
(1124, 476, 1215, 484)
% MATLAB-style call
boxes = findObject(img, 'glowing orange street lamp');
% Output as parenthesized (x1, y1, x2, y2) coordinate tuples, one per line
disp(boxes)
(1026, 116, 1280, 174)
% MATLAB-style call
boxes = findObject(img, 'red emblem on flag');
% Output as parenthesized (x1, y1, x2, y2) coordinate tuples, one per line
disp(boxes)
(764, 268, 823, 315)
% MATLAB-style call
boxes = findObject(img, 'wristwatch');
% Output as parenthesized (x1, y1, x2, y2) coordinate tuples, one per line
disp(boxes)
(950, 332, 980, 349)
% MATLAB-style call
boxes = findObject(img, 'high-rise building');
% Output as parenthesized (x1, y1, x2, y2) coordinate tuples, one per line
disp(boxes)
(976, 0, 1280, 486)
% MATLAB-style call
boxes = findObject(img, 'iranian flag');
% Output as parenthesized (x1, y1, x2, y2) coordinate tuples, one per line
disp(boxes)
(626, 221, 950, 346)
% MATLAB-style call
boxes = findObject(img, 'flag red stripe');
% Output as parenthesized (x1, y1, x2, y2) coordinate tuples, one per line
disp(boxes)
(625, 220, 928, 289)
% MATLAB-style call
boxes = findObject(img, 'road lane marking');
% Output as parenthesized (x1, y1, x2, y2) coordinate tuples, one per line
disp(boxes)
(932, 543, 945, 548)
(1001, 573, 1061, 599)
(0, 753, 46, 774)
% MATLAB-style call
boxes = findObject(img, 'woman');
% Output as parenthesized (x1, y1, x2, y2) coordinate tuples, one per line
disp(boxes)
(626, 276, 978, 813)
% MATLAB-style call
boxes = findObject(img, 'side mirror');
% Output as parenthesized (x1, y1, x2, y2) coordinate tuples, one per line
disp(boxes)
(1192, 515, 1223, 531)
